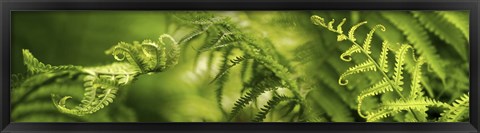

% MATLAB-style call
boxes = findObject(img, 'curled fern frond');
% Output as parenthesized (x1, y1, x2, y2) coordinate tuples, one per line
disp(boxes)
(160, 34, 181, 70)
(338, 60, 376, 85)
(20, 34, 181, 116)
(348, 21, 367, 42)
(340, 45, 361, 62)
(229, 76, 283, 121)
(52, 74, 120, 116)
(379, 41, 389, 73)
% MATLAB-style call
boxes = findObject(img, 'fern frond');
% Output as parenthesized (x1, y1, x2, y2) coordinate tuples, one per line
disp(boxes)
(358, 78, 393, 101)
(22, 49, 81, 74)
(20, 33, 180, 116)
(412, 11, 467, 60)
(311, 16, 348, 41)
(311, 15, 327, 28)
(363, 25, 386, 54)
(379, 41, 389, 73)
(160, 34, 180, 70)
(52, 75, 120, 116)
(366, 109, 401, 122)
(392, 44, 411, 90)
(409, 58, 425, 99)
(210, 55, 247, 84)
(336, 18, 347, 33)
(338, 60, 376, 85)
(439, 93, 469, 122)
(197, 33, 238, 52)
(340, 45, 361, 62)
(229, 77, 282, 121)
(357, 78, 393, 118)
(252, 95, 295, 122)
(111, 42, 148, 73)
(348, 21, 367, 42)
(381, 97, 445, 111)
(178, 24, 211, 45)
(312, 15, 440, 122)
(212, 49, 234, 116)
(381, 12, 446, 81)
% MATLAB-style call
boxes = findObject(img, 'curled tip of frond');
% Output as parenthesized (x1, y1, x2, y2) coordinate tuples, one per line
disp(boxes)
(338, 78, 348, 86)
(51, 94, 72, 107)
(340, 45, 361, 62)
(374, 24, 387, 32)
(159, 34, 178, 46)
(311, 15, 326, 27)
(112, 42, 129, 61)
(356, 97, 368, 118)
(348, 21, 368, 42)
(340, 55, 352, 62)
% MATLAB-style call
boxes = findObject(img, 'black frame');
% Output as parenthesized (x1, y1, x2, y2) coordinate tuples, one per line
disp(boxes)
(1, 0, 479, 133)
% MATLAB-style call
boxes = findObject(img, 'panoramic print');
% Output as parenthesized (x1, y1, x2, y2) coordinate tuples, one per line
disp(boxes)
(11, 11, 469, 122)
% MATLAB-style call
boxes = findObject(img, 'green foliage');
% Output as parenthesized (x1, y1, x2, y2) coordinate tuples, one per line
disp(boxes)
(16, 34, 180, 116)
(311, 15, 468, 122)
(12, 11, 469, 122)
(172, 12, 311, 122)
(439, 93, 469, 122)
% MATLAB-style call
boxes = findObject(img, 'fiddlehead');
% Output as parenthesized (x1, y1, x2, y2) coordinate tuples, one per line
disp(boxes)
(21, 34, 181, 116)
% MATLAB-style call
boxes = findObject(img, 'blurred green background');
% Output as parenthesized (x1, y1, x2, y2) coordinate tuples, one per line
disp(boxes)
(11, 11, 469, 122)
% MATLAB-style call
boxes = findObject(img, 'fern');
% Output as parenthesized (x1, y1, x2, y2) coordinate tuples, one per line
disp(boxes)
(311, 15, 460, 122)
(439, 93, 469, 122)
(175, 12, 307, 122)
(229, 76, 283, 121)
(13, 11, 468, 122)
(18, 34, 181, 116)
